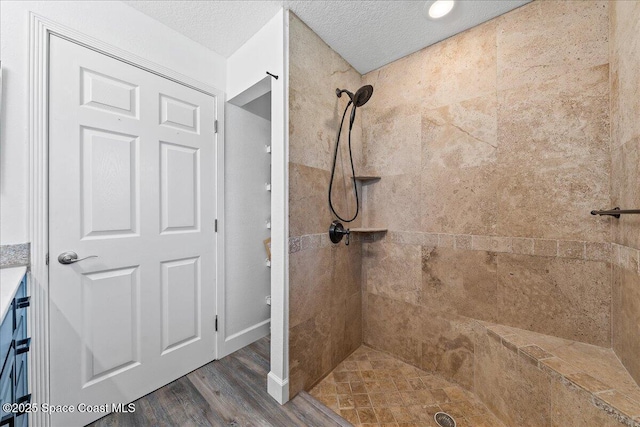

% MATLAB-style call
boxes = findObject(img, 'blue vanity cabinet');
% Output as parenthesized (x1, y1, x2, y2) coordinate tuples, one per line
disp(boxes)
(0, 274, 30, 427)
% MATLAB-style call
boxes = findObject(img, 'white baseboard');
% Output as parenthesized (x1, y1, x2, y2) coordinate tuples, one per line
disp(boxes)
(219, 319, 271, 359)
(267, 371, 289, 404)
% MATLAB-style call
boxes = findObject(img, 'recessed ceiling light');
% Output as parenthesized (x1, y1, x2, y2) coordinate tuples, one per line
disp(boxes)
(427, 0, 455, 19)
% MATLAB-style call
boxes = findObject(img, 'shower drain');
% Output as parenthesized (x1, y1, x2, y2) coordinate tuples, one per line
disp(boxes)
(434, 411, 457, 427)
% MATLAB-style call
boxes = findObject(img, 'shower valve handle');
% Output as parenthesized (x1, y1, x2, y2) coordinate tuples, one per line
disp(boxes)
(329, 221, 350, 245)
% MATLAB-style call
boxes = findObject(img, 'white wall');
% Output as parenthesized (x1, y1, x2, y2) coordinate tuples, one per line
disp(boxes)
(222, 103, 271, 356)
(227, 10, 283, 100)
(0, 0, 226, 244)
(226, 9, 289, 403)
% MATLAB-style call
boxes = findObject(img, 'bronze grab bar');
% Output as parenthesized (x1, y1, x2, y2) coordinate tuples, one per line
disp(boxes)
(590, 207, 640, 218)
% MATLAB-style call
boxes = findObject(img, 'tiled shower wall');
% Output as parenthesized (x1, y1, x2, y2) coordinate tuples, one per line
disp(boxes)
(610, 0, 640, 385)
(288, 13, 364, 397)
(360, 1, 612, 390)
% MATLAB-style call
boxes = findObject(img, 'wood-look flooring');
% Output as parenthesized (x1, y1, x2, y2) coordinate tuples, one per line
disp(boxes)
(90, 336, 350, 427)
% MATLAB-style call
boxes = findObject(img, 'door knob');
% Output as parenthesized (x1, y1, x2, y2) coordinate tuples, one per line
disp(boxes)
(58, 251, 98, 265)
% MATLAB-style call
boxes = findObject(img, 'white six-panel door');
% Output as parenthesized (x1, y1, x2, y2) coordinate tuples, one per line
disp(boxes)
(48, 35, 218, 426)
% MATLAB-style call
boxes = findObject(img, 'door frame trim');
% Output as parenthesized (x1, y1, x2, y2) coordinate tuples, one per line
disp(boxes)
(28, 12, 225, 426)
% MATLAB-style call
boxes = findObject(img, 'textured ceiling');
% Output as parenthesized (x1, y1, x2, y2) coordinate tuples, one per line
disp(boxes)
(125, 0, 531, 74)
(287, 0, 531, 73)
(124, 1, 283, 58)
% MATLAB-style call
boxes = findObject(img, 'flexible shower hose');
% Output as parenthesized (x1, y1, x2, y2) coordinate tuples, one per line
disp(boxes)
(328, 100, 359, 222)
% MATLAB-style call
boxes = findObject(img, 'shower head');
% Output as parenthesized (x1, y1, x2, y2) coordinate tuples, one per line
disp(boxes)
(335, 85, 374, 107)
(353, 85, 374, 107)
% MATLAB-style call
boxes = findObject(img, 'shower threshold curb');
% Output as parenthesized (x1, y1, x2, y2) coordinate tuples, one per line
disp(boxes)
(296, 391, 353, 427)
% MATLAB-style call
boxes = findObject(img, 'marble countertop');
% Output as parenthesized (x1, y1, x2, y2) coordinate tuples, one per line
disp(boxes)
(0, 266, 27, 321)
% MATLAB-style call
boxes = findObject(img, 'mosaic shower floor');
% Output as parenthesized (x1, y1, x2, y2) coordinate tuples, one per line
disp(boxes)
(310, 346, 505, 427)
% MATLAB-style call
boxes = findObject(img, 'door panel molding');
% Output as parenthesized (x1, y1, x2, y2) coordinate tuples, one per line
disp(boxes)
(28, 13, 225, 426)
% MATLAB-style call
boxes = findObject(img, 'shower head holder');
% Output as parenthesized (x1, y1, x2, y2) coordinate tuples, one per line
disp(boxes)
(329, 220, 350, 245)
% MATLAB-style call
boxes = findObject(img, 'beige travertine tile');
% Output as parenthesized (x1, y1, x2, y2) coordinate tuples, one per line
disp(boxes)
(364, 294, 422, 366)
(289, 13, 363, 173)
(474, 328, 552, 426)
(289, 163, 331, 237)
(550, 380, 622, 427)
(288, 10, 366, 393)
(465, 415, 501, 427)
(585, 241, 612, 262)
(565, 372, 612, 394)
(289, 10, 364, 395)
(339, 408, 359, 425)
(437, 234, 454, 248)
(497, 0, 608, 91)
(444, 386, 472, 402)
(419, 313, 476, 390)
(511, 237, 534, 255)
(497, 322, 640, 407)
(594, 390, 640, 419)
(334, 242, 362, 304)
(496, 254, 611, 346)
(512, 327, 575, 354)
(612, 266, 640, 386)
(289, 10, 366, 396)
(364, 242, 421, 305)
(454, 235, 472, 251)
(374, 407, 396, 423)
(500, 333, 531, 353)
(421, 247, 498, 322)
(496, 63, 611, 242)
(314, 381, 337, 396)
(357, 406, 379, 422)
(610, 1, 640, 150)
(390, 231, 427, 246)
(421, 95, 497, 170)
(420, 94, 498, 236)
(420, 19, 497, 109)
(366, 174, 422, 232)
(362, 18, 496, 115)
(539, 357, 580, 380)
(421, 165, 498, 236)
(330, 296, 348, 370)
(611, 139, 640, 250)
(353, 393, 372, 408)
(290, 311, 332, 397)
(471, 236, 494, 252)
(289, 247, 333, 328)
(336, 382, 351, 395)
(558, 241, 586, 259)
(618, 245, 640, 272)
(533, 239, 558, 257)
(363, 110, 421, 177)
(289, 87, 353, 173)
(313, 344, 505, 427)
(519, 345, 554, 367)
(344, 291, 363, 360)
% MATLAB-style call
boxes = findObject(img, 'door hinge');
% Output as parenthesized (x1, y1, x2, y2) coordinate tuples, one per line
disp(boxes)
(215, 315, 218, 332)
(215, 219, 218, 232)
(214, 120, 218, 134)
(45, 253, 49, 265)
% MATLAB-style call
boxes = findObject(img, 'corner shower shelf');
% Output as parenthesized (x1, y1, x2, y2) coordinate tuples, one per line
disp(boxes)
(354, 176, 381, 183)
(349, 228, 387, 233)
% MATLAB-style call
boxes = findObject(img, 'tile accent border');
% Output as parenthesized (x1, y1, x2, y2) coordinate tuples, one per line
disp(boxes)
(385, 231, 611, 261)
(0, 243, 30, 268)
(288, 231, 636, 266)
(482, 322, 640, 427)
(289, 232, 369, 254)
